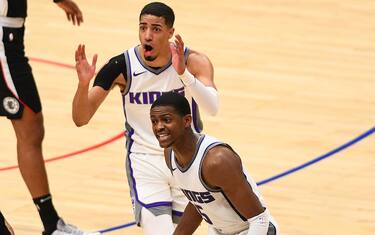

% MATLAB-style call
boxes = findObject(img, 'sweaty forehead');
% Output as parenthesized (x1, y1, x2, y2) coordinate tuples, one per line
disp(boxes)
(140, 14, 167, 26)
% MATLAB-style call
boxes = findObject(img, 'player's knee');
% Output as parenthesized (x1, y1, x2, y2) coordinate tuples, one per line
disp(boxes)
(16, 118, 45, 146)
(30, 124, 45, 145)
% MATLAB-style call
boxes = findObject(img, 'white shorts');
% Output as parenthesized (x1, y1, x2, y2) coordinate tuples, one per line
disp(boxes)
(126, 152, 188, 224)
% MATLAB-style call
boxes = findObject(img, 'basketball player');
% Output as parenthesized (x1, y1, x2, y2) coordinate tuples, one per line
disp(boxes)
(72, 2, 219, 234)
(150, 92, 279, 235)
(0, 0, 99, 234)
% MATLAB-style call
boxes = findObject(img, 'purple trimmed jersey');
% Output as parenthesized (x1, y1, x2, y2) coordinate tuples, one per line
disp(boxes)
(169, 135, 277, 234)
(122, 45, 203, 155)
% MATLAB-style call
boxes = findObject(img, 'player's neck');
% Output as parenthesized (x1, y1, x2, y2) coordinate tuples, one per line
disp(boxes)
(173, 132, 199, 168)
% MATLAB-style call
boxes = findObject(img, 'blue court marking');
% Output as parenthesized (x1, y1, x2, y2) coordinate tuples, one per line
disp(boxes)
(258, 126, 375, 186)
(97, 126, 375, 233)
(98, 222, 137, 233)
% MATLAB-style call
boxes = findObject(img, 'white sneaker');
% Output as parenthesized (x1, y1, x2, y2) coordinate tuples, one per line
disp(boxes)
(50, 218, 101, 235)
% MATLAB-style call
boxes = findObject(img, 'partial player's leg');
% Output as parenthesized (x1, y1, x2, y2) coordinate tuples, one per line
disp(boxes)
(126, 152, 177, 235)
(11, 108, 49, 197)
(1, 48, 100, 234)
(140, 207, 174, 235)
(12, 106, 64, 235)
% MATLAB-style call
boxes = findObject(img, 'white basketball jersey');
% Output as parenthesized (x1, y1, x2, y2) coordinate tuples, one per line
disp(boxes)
(122, 46, 203, 155)
(170, 135, 268, 235)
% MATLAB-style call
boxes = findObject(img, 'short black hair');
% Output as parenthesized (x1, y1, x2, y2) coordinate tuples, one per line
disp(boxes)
(140, 2, 175, 28)
(151, 92, 191, 116)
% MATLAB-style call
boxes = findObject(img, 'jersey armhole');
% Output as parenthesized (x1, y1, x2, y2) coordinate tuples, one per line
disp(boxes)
(198, 142, 224, 192)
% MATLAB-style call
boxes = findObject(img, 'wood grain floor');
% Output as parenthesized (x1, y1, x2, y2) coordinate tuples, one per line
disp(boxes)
(1, 0, 374, 234)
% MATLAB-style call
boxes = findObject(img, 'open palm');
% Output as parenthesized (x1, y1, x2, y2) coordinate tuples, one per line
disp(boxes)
(170, 34, 186, 75)
(75, 44, 98, 86)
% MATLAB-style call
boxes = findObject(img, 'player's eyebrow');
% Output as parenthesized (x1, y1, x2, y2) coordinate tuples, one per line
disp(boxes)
(139, 22, 163, 27)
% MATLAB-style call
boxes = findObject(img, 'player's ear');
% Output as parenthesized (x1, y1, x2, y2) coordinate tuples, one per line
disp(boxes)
(168, 27, 175, 39)
(183, 114, 192, 128)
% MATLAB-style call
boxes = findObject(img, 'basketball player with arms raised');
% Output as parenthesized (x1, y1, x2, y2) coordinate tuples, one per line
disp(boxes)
(150, 92, 279, 235)
(72, 2, 219, 235)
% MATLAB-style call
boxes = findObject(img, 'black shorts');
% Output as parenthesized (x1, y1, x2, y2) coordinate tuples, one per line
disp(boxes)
(0, 26, 41, 119)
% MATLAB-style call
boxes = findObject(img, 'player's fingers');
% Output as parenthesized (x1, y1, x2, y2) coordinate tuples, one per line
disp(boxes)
(92, 54, 98, 67)
(169, 42, 176, 53)
(72, 6, 83, 25)
(175, 34, 183, 46)
(76, 13, 83, 25)
(76, 44, 82, 59)
(174, 35, 184, 53)
(82, 44, 87, 60)
(174, 39, 183, 54)
(66, 12, 71, 23)
(77, 44, 81, 54)
(76, 44, 83, 62)
(175, 34, 182, 43)
(75, 46, 79, 62)
(71, 14, 77, 26)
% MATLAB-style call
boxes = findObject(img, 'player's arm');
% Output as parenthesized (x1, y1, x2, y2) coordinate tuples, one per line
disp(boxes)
(173, 202, 203, 235)
(170, 34, 219, 116)
(202, 146, 269, 235)
(72, 45, 126, 126)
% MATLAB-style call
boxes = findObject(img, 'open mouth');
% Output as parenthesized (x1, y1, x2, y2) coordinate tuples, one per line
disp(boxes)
(143, 44, 155, 61)
(144, 44, 153, 52)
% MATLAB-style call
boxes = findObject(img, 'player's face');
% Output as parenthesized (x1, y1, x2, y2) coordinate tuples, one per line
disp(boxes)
(150, 106, 190, 148)
(139, 14, 174, 62)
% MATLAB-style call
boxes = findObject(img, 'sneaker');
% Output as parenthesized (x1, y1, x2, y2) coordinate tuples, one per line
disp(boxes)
(50, 218, 101, 235)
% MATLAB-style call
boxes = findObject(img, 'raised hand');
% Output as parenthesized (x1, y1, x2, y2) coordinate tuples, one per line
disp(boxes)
(56, 0, 83, 26)
(75, 44, 98, 86)
(170, 34, 186, 75)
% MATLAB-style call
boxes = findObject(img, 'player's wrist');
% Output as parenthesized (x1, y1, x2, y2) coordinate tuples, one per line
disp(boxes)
(178, 69, 195, 87)
(77, 80, 90, 88)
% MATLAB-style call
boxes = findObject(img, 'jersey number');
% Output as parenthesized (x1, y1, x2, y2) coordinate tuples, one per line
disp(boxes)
(195, 205, 213, 225)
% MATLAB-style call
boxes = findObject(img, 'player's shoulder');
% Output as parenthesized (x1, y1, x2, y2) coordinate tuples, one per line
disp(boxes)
(186, 48, 212, 67)
(204, 145, 240, 172)
(201, 144, 242, 188)
(187, 48, 207, 59)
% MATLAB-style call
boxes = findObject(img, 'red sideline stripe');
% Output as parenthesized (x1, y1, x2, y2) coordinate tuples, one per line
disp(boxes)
(29, 57, 76, 69)
(0, 131, 125, 171)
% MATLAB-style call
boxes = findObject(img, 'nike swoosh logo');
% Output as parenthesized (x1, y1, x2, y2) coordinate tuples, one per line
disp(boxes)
(133, 71, 147, 77)
(39, 195, 52, 203)
(171, 167, 177, 171)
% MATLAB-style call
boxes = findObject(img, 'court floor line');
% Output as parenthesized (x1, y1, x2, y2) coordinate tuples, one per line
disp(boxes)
(257, 126, 375, 186)
(0, 132, 125, 171)
(30, 57, 76, 69)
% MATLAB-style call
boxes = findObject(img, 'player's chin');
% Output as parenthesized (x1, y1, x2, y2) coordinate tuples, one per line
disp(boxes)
(145, 55, 157, 61)
(158, 141, 171, 148)
(157, 139, 173, 148)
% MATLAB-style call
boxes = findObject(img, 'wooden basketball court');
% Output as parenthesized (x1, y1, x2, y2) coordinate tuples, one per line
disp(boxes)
(1, 0, 374, 234)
